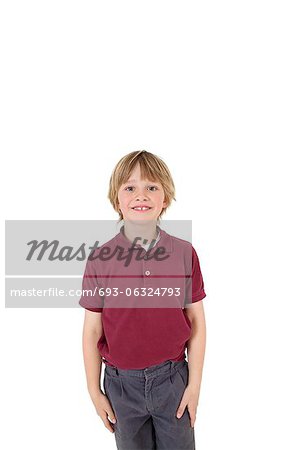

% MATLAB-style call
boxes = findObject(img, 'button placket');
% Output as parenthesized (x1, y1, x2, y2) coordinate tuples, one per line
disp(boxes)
(142, 256, 156, 290)
(144, 266, 154, 289)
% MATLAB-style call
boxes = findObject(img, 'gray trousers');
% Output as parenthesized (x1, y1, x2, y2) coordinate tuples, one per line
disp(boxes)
(103, 358, 196, 450)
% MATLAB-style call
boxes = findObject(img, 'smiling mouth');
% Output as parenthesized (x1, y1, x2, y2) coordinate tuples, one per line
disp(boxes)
(131, 207, 152, 211)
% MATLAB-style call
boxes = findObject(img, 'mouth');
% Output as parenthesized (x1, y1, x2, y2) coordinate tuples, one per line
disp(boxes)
(131, 207, 152, 212)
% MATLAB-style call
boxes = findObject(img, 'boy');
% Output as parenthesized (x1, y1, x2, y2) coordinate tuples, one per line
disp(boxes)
(79, 150, 207, 450)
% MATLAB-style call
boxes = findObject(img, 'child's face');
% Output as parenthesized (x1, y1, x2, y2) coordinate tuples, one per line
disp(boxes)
(117, 163, 167, 221)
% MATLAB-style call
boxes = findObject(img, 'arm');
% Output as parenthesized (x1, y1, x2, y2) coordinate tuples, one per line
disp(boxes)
(176, 300, 206, 427)
(81, 310, 117, 433)
(185, 299, 206, 393)
(82, 309, 103, 396)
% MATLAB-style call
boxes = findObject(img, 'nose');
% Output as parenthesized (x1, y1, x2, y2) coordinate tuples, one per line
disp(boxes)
(134, 187, 150, 201)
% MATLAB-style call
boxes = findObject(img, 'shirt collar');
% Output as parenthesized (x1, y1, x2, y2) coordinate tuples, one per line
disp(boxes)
(140, 229, 161, 249)
(114, 224, 173, 255)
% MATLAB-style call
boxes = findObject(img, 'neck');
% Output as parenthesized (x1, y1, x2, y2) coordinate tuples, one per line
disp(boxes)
(122, 220, 159, 244)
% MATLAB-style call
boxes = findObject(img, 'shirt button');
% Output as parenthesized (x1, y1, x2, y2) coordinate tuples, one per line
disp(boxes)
(145, 270, 150, 276)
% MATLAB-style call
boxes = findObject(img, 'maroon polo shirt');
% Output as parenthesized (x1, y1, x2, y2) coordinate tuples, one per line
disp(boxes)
(79, 225, 206, 369)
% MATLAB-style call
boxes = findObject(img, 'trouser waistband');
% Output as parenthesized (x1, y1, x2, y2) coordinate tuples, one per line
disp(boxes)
(104, 358, 187, 378)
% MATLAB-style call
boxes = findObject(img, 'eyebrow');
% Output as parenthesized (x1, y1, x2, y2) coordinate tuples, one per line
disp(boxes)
(125, 179, 156, 183)
(124, 180, 160, 186)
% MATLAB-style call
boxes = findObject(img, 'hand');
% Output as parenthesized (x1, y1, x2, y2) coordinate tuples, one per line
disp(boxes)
(176, 384, 200, 428)
(89, 390, 117, 434)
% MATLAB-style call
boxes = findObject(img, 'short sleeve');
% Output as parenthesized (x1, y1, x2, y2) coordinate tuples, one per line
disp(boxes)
(191, 247, 206, 303)
(78, 253, 104, 312)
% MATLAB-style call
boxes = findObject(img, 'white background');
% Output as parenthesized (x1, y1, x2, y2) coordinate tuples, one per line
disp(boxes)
(1, 1, 299, 449)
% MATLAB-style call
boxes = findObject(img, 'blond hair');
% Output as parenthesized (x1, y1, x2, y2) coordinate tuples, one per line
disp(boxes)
(108, 150, 176, 223)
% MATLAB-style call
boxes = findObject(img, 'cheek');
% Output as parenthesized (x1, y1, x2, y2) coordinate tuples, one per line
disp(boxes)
(157, 193, 166, 204)
(118, 192, 130, 205)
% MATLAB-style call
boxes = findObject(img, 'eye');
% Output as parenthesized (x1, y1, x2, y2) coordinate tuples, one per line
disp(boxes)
(124, 185, 158, 192)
